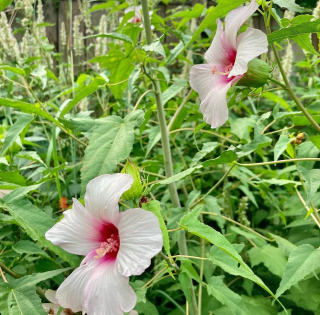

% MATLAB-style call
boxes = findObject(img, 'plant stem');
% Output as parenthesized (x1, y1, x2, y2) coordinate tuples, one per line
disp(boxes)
(266, 11, 320, 133)
(141, 1, 198, 314)
(235, 158, 320, 167)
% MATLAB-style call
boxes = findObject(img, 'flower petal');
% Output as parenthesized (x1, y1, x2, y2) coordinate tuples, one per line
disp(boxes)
(199, 76, 242, 129)
(204, 19, 229, 66)
(56, 256, 96, 312)
(117, 208, 163, 277)
(224, 0, 258, 50)
(45, 199, 102, 255)
(45, 290, 59, 305)
(190, 64, 226, 102)
(83, 260, 136, 315)
(84, 174, 133, 225)
(228, 28, 268, 77)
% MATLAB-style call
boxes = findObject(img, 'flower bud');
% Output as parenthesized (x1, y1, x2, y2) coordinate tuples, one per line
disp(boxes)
(236, 58, 271, 88)
(120, 160, 143, 200)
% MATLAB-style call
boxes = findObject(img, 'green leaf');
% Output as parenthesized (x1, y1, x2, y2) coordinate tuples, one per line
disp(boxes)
(161, 79, 186, 105)
(276, 244, 320, 297)
(0, 113, 33, 156)
(180, 206, 276, 297)
(143, 40, 166, 58)
(16, 151, 46, 166)
(0, 269, 70, 315)
(298, 167, 320, 202)
(60, 79, 106, 117)
(85, 32, 133, 44)
(237, 135, 272, 157)
(1, 184, 41, 202)
(268, 20, 320, 43)
(1, 197, 80, 267)
(273, 0, 309, 13)
(274, 134, 292, 161)
(0, 98, 62, 127)
(81, 110, 144, 194)
(0, 65, 25, 76)
(0, 0, 13, 11)
(202, 151, 237, 167)
(31, 65, 47, 90)
(190, 142, 219, 166)
(142, 200, 171, 258)
(157, 166, 202, 186)
(310, 135, 320, 150)
(109, 59, 135, 99)
(289, 15, 319, 54)
(269, 233, 297, 256)
(291, 115, 320, 125)
(166, 35, 191, 65)
(207, 275, 249, 315)
(12, 240, 50, 258)
(186, 0, 248, 49)
(248, 244, 287, 278)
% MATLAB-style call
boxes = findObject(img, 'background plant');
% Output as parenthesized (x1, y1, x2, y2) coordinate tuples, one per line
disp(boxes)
(1, 0, 320, 314)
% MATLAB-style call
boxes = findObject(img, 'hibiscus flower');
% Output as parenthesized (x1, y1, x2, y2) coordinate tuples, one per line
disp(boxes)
(45, 174, 163, 315)
(189, 0, 268, 128)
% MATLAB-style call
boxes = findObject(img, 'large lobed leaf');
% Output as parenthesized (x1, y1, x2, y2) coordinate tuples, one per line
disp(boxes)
(80, 110, 144, 194)
(276, 244, 320, 298)
(1, 195, 80, 267)
(0, 269, 70, 315)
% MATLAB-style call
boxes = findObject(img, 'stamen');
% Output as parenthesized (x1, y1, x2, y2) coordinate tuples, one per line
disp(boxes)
(212, 63, 234, 76)
(94, 234, 120, 259)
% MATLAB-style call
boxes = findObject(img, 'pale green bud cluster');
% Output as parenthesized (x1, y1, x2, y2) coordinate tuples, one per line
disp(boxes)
(73, 15, 84, 57)
(95, 15, 108, 57)
(282, 43, 293, 81)
(60, 22, 67, 47)
(313, 0, 320, 20)
(120, 160, 144, 201)
(0, 13, 21, 63)
(236, 196, 250, 227)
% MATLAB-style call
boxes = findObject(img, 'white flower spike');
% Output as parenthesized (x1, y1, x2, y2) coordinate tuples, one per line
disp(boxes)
(189, 0, 268, 129)
(45, 174, 163, 315)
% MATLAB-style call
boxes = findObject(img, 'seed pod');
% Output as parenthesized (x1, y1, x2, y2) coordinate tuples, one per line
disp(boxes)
(236, 58, 271, 88)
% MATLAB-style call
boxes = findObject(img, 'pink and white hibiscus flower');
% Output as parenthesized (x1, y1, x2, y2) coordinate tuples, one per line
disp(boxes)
(189, 0, 268, 128)
(120, 5, 154, 29)
(45, 174, 163, 315)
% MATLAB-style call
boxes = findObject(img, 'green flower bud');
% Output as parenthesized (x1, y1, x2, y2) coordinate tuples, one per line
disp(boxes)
(236, 58, 271, 88)
(121, 160, 143, 200)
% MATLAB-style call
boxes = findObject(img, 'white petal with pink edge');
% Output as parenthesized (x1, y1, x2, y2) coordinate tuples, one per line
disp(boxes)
(83, 260, 136, 315)
(228, 28, 268, 77)
(204, 19, 229, 66)
(199, 76, 242, 129)
(45, 198, 102, 256)
(189, 64, 227, 102)
(116, 208, 163, 277)
(84, 173, 133, 225)
(224, 0, 258, 50)
(56, 255, 96, 312)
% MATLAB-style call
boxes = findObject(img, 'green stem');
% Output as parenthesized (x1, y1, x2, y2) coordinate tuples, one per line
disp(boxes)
(235, 158, 320, 167)
(265, 10, 320, 133)
(52, 126, 62, 202)
(141, 2, 198, 314)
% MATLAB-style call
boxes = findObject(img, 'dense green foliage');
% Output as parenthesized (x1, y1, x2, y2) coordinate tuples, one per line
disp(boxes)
(1, 0, 320, 314)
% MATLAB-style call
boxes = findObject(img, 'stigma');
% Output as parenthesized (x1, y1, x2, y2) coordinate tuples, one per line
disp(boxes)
(212, 63, 233, 75)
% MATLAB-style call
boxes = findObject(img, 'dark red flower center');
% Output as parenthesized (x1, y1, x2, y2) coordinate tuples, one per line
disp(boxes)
(95, 223, 120, 260)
